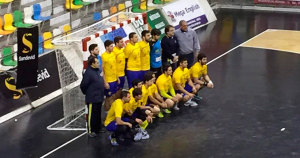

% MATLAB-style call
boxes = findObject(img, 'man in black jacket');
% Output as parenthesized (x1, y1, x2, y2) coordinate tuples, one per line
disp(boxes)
(161, 25, 179, 70)
(80, 56, 105, 137)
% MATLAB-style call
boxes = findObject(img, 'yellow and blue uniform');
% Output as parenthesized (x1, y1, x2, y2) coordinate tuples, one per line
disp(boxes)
(124, 97, 142, 115)
(124, 42, 142, 88)
(156, 74, 175, 99)
(113, 47, 126, 90)
(101, 51, 118, 96)
(139, 41, 150, 78)
(172, 67, 193, 93)
(105, 99, 128, 131)
(190, 62, 207, 79)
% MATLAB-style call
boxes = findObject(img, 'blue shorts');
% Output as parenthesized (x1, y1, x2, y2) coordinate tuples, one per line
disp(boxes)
(175, 83, 193, 96)
(105, 81, 118, 97)
(126, 70, 142, 88)
(118, 76, 125, 90)
(106, 117, 130, 132)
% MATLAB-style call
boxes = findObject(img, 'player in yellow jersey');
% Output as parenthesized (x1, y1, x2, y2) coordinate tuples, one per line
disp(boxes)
(113, 36, 126, 98)
(102, 40, 120, 111)
(142, 72, 160, 116)
(138, 30, 151, 78)
(105, 91, 133, 146)
(124, 32, 142, 88)
(128, 79, 143, 96)
(156, 63, 183, 111)
(190, 53, 214, 89)
(146, 71, 174, 118)
(173, 56, 201, 107)
(124, 88, 152, 140)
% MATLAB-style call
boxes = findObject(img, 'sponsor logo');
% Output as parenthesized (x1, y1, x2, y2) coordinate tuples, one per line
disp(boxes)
(22, 33, 33, 54)
(149, 12, 161, 21)
(167, 11, 176, 22)
(19, 32, 36, 62)
(171, 4, 200, 18)
(4, 77, 23, 100)
(37, 68, 50, 83)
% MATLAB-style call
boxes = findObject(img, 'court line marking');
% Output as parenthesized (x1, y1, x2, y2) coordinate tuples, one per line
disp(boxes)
(240, 45, 300, 55)
(40, 132, 87, 158)
(239, 29, 300, 55)
(207, 29, 269, 65)
(40, 29, 270, 158)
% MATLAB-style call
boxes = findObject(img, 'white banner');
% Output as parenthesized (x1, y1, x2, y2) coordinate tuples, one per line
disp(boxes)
(162, 0, 209, 29)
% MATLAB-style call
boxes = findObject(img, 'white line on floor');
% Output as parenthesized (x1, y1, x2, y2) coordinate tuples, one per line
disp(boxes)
(40, 132, 87, 158)
(207, 29, 269, 65)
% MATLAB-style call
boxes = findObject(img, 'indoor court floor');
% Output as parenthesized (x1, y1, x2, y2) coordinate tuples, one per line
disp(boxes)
(0, 9, 299, 158)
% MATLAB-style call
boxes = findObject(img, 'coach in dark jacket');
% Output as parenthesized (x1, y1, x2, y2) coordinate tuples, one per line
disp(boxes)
(80, 56, 105, 137)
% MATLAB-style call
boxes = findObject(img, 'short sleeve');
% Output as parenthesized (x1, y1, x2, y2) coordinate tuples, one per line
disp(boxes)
(114, 102, 123, 118)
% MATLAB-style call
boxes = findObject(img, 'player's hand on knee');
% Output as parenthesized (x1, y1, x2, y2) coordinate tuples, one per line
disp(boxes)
(207, 81, 214, 88)
(147, 116, 153, 123)
(135, 118, 143, 125)
(188, 93, 194, 98)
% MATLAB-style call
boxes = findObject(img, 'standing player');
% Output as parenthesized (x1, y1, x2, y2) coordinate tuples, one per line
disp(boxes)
(124, 32, 142, 88)
(102, 40, 120, 111)
(149, 29, 162, 78)
(113, 36, 126, 98)
(139, 30, 151, 79)
(156, 63, 183, 110)
(173, 56, 200, 107)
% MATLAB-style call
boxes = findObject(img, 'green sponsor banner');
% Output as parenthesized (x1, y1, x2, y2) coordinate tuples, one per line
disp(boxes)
(147, 9, 169, 39)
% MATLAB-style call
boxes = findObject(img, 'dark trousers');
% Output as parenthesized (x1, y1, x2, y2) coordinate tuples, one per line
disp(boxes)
(86, 102, 102, 134)
(181, 53, 194, 68)
(150, 67, 162, 78)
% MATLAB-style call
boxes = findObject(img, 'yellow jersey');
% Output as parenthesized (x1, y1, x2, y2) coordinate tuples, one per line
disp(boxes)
(113, 47, 125, 77)
(138, 41, 150, 71)
(148, 84, 158, 96)
(156, 73, 173, 93)
(190, 62, 207, 79)
(101, 51, 117, 82)
(104, 99, 124, 126)
(124, 42, 141, 71)
(141, 85, 150, 106)
(124, 97, 142, 114)
(172, 67, 190, 90)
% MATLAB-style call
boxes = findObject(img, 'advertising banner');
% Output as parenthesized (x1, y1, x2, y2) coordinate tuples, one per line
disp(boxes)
(162, 0, 208, 29)
(0, 70, 31, 117)
(100, 28, 127, 42)
(25, 52, 61, 101)
(130, 18, 147, 38)
(147, 9, 169, 35)
(16, 26, 39, 89)
(254, 0, 300, 6)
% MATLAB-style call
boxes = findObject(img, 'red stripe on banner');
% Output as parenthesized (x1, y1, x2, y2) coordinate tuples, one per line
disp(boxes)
(82, 37, 91, 52)
(254, 0, 300, 6)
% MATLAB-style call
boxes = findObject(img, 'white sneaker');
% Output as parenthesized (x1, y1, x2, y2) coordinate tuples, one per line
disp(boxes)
(134, 131, 143, 141)
(141, 130, 150, 140)
(184, 102, 190, 107)
(189, 100, 198, 107)
(173, 104, 180, 110)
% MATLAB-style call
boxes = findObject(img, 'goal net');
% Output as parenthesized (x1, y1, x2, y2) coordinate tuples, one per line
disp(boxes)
(47, 12, 148, 131)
